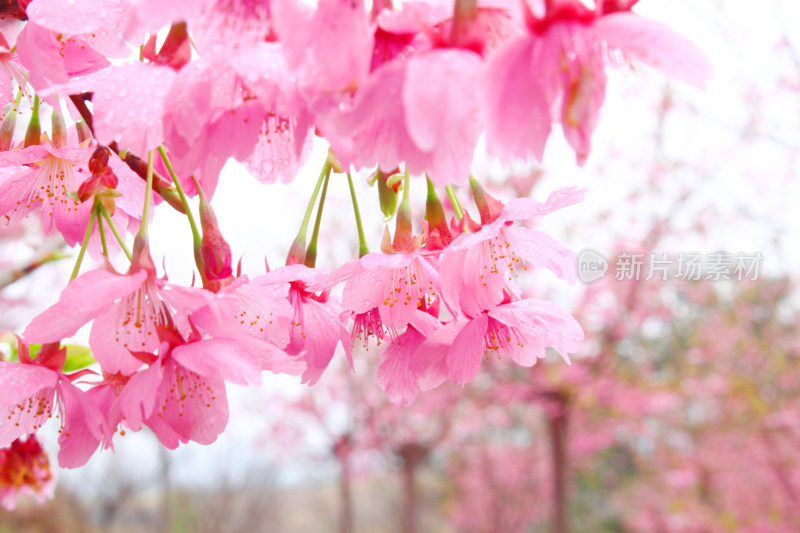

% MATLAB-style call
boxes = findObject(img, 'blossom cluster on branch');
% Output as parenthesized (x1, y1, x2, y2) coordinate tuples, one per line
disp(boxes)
(0, 0, 709, 506)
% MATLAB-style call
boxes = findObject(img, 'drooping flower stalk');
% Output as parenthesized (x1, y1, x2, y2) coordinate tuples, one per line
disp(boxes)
(138, 150, 155, 241)
(304, 164, 332, 268)
(69, 208, 97, 281)
(451, 0, 478, 48)
(98, 205, 132, 260)
(445, 184, 464, 222)
(287, 159, 331, 265)
(346, 172, 369, 258)
(157, 145, 200, 247)
(95, 203, 108, 256)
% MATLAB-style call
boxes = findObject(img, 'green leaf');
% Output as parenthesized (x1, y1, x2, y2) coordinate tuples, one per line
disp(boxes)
(62, 345, 96, 372)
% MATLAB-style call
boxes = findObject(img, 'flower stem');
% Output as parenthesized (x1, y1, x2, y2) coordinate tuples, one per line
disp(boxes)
(70, 209, 97, 281)
(445, 184, 464, 221)
(287, 159, 331, 264)
(157, 145, 201, 247)
(304, 166, 332, 268)
(451, 0, 477, 46)
(136, 150, 156, 243)
(96, 206, 108, 257)
(347, 173, 369, 258)
(300, 160, 331, 240)
(99, 206, 132, 261)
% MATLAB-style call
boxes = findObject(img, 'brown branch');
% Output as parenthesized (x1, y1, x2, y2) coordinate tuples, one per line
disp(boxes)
(0, 235, 67, 291)
(67, 92, 186, 213)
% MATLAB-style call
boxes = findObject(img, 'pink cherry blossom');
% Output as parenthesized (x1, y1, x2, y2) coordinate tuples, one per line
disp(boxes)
(25, 0, 131, 57)
(0, 341, 107, 468)
(43, 62, 177, 155)
(414, 297, 583, 387)
(0, 143, 94, 246)
(325, 44, 483, 185)
(272, 0, 374, 98)
(377, 310, 442, 406)
(485, 0, 712, 164)
(440, 186, 584, 317)
(263, 264, 352, 385)
(0, 435, 55, 510)
(22, 238, 189, 376)
(341, 251, 440, 333)
(15, 22, 110, 100)
(162, 51, 312, 196)
(124, 327, 230, 449)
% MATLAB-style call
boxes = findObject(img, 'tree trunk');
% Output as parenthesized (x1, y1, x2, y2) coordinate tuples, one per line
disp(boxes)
(334, 435, 355, 533)
(159, 444, 171, 533)
(397, 443, 428, 533)
(547, 400, 569, 533)
(339, 459, 354, 533)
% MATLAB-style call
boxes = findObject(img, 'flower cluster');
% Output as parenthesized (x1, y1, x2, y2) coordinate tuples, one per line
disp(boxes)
(0, 0, 709, 504)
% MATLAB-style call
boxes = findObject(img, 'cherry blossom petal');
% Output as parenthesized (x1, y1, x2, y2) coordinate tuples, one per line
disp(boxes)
(485, 37, 551, 162)
(23, 270, 148, 344)
(44, 63, 177, 155)
(446, 314, 489, 385)
(488, 299, 584, 364)
(593, 12, 713, 89)
(0, 363, 57, 446)
(402, 49, 483, 184)
(152, 359, 228, 446)
(171, 338, 264, 387)
(378, 326, 427, 406)
(55, 379, 106, 468)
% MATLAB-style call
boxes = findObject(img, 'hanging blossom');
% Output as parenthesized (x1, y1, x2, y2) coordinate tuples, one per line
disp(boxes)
(485, 0, 712, 164)
(0, 340, 107, 468)
(258, 264, 352, 385)
(0, 435, 55, 510)
(439, 184, 585, 317)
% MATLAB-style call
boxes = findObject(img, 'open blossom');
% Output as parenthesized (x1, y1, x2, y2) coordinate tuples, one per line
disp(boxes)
(0, 341, 107, 468)
(414, 297, 584, 389)
(15, 21, 111, 100)
(377, 310, 443, 406)
(323, 22, 484, 185)
(341, 251, 440, 333)
(272, 0, 374, 98)
(0, 435, 55, 510)
(42, 62, 177, 155)
(485, 0, 712, 164)
(95, 326, 230, 449)
(23, 238, 178, 375)
(0, 143, 94, 246)
(162, 48, 312, 196)
(440, 186, 585, 317)
(262, 264, 352, 385)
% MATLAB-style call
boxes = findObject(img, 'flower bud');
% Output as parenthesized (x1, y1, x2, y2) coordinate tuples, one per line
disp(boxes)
(88, 146, 111, 175)
(469, 176, 504, 225)
(23, 96, 40, 147)
(195, 184, 233, 290)
(0, 103, 17, 151)
(50, 111, 66, 148)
